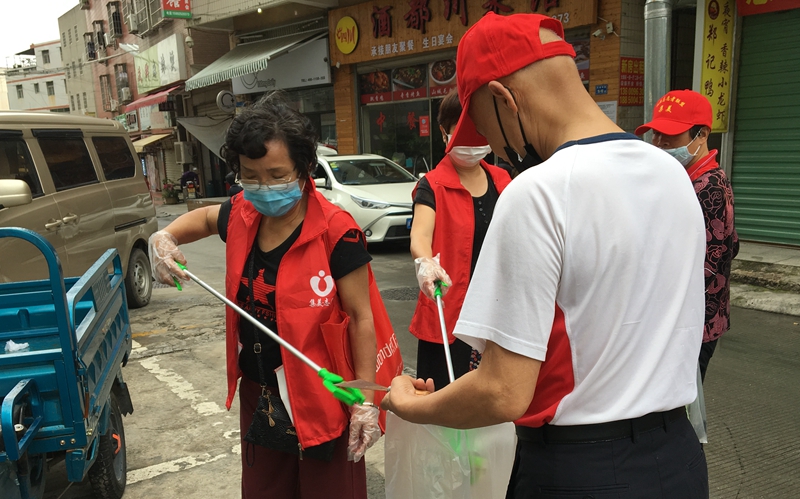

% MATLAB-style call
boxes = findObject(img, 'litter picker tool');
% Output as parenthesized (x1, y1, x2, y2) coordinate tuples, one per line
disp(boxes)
(172, 262, 365, 406)
(434, 281, 455, 384)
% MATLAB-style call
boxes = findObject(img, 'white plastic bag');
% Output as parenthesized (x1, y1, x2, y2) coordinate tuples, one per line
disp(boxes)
(686, 363, 708, 443)
(384, 411, 516, 499)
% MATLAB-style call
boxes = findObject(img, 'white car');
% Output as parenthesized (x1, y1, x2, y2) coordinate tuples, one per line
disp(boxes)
(313, 154, 418, 243)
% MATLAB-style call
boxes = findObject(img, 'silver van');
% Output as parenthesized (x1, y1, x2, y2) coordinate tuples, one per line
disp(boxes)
(0, 111, 158, 308)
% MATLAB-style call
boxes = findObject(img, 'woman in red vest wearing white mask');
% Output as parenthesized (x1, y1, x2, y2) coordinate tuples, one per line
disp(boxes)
(147, 92, 380, 499)
(410, 89, 512, 390)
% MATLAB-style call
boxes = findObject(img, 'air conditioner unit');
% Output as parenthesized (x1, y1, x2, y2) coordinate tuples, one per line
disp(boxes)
(120, 87, 132, 103)
(110, 98, 119, 110)
(80, 0, 90, 9)
(104, 33, 111, 47)
(174, 142, 192, 164)
(127, 14, 139, 34)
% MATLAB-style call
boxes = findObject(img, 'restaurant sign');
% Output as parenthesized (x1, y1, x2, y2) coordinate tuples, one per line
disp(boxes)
(329, 0, 598, 65)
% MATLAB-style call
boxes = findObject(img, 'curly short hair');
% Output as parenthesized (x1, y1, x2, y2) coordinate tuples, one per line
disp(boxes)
(437, 88, 462, 133)
(220, 92, 318, 178)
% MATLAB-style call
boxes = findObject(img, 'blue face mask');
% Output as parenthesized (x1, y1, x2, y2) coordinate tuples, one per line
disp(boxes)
(664, 134, 701, 167)
(242, 179, 304, 217)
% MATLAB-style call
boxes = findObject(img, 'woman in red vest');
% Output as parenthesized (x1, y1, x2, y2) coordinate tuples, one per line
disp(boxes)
(148, 93, 380, 498)
(410, 89, 512, 389)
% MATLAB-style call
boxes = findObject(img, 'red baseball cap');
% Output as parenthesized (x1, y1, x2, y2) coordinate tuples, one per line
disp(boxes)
(446, 13, 576, 153)
(635, 90, 713, 136)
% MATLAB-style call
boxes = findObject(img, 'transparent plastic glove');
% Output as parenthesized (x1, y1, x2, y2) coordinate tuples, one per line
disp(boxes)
(414, 254, 452, 301)
(347, 403, 381, 463)
(148, 230, 189, 286)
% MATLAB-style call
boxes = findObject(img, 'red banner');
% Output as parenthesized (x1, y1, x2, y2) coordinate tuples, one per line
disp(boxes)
(419, 115, 430, 136)
(736, 0, 800, 16)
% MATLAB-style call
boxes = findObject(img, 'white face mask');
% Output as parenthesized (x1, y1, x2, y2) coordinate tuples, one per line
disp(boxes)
(448, 144, 493, 167)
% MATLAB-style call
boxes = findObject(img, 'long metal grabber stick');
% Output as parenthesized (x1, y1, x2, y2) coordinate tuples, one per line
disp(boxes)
(434, 281, 455, 384)
(173, 262, 364, 405)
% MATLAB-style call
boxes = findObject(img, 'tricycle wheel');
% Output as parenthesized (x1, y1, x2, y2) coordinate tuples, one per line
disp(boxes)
(27, 453, 47, 499)
(88, 393, 126, 499)
(125, 247, 152, 309)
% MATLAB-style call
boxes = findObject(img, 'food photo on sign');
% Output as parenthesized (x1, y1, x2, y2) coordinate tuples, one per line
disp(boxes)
(428, 59, 456, 97)
(392, 65, 429, 100)
(360, 70, 392, 104)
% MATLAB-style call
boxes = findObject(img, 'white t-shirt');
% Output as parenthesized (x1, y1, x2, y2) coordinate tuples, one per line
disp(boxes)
(454, 134, 706, 427)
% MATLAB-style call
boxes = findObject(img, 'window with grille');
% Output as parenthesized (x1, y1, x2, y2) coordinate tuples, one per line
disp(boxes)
(46, 81, 55, 96)
(93, 21, 107, 49)
(133, 0, 149, 34)
(108, 2, 123, 38)
(83, 93, 88, 108)
(34, 83, 40, 94)
(16, 86, 23, 99)
(79, 58, 83, 75)
(64, 81, 68, 93)
(71, 96, 75, 110)
(149, 0, 165, 30)
(77, 93, 82, 110)
(42, 50, 50, 64)
(85, 33, 97, 61)
(100, 75, 113, 111)
(68, 28, 72, 44)
(115, 63, 129, 100)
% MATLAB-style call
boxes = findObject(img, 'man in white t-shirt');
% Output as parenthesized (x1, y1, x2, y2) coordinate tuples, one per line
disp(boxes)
(382, 12, 709, 498)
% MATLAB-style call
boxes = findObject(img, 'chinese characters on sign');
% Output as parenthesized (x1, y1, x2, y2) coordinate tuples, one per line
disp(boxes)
(619, 57, 644, 106)
(373, 6, 393, 37)
(369, 33, 455, 58)
(404, 0, 432, 33)
(701, 0, 735, 131)
(330, 0, 598, 65)
(162, 0, 192, 19)
(443, 0, 468, 26)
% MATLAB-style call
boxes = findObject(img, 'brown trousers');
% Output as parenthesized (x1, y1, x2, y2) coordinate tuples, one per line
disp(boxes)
(239, 376, 367, 499)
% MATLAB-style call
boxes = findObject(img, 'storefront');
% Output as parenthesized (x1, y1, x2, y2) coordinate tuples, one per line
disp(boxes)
(181, 26, 336, 195)
(328, 0, 600, 166)
(123, 33, 189, 199)
(728, 1, 800, 246)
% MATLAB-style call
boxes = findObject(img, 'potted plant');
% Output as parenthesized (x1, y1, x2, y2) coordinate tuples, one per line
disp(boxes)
(162, 179, 179, 204)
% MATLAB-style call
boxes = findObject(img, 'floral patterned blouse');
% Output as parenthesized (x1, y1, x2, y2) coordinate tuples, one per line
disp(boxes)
(690, 151, 739, 343)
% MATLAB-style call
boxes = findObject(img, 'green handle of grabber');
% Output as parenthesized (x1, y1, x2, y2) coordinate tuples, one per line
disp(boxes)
(434, 280, 449, 299)
(172, 261, 187, 291)
(319, 368, 365, 406)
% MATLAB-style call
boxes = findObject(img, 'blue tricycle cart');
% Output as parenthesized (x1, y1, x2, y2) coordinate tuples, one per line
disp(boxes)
(0, 228, 134, 499)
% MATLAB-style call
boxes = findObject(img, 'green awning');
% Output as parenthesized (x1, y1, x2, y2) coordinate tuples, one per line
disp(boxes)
(184, 31, 326, 91)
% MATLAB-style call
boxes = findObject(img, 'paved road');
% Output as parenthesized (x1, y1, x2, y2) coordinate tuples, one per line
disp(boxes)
(42, 217, 799, 498)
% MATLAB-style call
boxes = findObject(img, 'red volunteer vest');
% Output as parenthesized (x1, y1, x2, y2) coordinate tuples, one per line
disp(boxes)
(409, 157, 512, 343)
(224, 183, 370, 448)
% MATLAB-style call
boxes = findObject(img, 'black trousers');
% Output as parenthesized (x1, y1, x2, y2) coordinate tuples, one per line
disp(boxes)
(415, 338, 472, 390)
(698, 339, 718, 382)
(506, 412, 708, 499)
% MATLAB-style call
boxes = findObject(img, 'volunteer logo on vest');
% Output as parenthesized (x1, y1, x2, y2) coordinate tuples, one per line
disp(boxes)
(309, 271, 335, 308)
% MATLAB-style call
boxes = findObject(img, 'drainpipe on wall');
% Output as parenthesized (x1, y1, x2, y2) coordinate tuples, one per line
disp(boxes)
(644, 0, 674, 127)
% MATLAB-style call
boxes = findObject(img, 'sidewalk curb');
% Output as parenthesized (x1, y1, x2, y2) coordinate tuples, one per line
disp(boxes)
(731, 260, 800, 294)
(730, 283, 800, 318)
